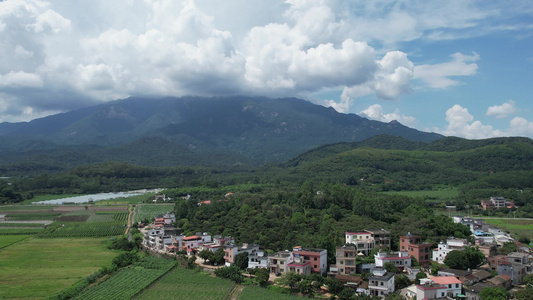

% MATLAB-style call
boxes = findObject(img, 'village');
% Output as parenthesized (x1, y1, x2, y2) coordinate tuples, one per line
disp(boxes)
(140, 196, 533, 300)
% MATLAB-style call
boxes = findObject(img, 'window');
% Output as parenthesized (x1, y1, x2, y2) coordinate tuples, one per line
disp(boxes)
(340, 261, 344, 264)
(456, 284, 459, 288)
(314, 265, 317, 268)
(280, 261, 284, 265)
(314, 257, 317, 261)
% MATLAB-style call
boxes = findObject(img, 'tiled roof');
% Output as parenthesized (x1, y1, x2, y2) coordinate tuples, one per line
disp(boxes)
(430, 276, 462, 285)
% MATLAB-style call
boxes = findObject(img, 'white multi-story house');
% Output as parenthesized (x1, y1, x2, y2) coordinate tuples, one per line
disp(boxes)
(345, 231, 376, 256)
(248, 248, 268, 269)
(412, 277, 462, 300)
(375, 251, 411, 271)
(368, 267, 395, 298)
(268, 250, 293, 275)
(432, 238, 468, 264)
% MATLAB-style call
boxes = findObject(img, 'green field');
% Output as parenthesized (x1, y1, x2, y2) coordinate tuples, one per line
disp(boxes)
(0, 237, 118, 299)
(0, 235, 30, 249)
(74, 256, 175, 300)
(482, 218, 533, 241)
(134, 204, 175, 223)
(134, 266, 235, 300)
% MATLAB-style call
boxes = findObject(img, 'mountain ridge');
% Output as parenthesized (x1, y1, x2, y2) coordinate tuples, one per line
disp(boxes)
(0, 96, 443, 173)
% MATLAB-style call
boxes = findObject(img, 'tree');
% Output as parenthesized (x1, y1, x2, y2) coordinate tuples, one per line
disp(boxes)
(112, 252, 139, 268)
(497, 242, 517, 255)
(384, 262, 399, 273)
(338, 287, 355, 300)
(524, 274, 533, 286)
(187, 255, 197, 269)
(255, 268, 270, 287)
(326, 277, 345, 295)
(444, 250, 469, 270)
(234, 252, 249, 270)
(276, 272, 302, 292)
(415, 271, 427, 284)
(519, 236, 531, 245)
(395, 274, 411, 290)
(479, 287, 509, 300)
(198, 249, 211, 263)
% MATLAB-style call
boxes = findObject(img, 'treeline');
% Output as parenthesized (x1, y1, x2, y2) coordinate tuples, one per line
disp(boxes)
(171, 182, 471, 264)
(10, 162, 223, 196)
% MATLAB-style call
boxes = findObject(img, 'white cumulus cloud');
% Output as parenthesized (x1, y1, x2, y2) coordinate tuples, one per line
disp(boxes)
(414, 52, 479, 89)
(486, 100, 518, 119)
(359, 104, 416, 127)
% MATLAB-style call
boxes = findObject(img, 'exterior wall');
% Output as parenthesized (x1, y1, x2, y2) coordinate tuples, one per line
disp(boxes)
(498, 263, 527, 285)
(268, 251, 293, 274)
(293, 247, 327, 275)
(287, 261, 311, 275)
(374, 251, 411, 270)
(346, 231, 375, 255)
(336, 245, 357, 275)
(368, 269, 395, 298)
(416, 285, 447, 299)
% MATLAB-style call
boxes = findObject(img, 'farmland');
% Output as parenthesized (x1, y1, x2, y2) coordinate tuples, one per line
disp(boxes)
(0, 237, 119, 299)
(73, 256, 175, 300)
(134, 204, 175, 223)
(482, 218, 533, 241)
(134, 265, 235, 300)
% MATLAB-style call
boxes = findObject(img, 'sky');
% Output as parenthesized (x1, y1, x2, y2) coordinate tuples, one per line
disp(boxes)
(1, 0, 533, 139)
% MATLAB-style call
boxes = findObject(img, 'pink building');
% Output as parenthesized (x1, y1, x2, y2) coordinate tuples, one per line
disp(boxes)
(292, 246, 327, 275)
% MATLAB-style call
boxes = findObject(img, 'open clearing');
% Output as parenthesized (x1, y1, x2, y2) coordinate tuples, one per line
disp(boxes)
(482, 218, 533, 241)
(0, 237, 118, 299)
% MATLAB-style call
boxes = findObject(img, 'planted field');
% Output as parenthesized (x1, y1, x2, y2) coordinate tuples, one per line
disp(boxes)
(0, 227, 46, 235)
(0, 235, 30, 249)
(41, 221, 125, 238)
(74, 256, 175, 300)
(238, 286, 301, 300)
(134, 204, 175, 223)
(5, 212, 62, 221)
(134, 266, 234, 300)
(482, 218, 533, 241)
(0, 237, 118, 299)
(0, 222, 45, 227)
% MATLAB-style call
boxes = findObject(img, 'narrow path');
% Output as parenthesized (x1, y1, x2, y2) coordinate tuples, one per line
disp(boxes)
(125, 204, 136, 239)
(226, 285, 244, 300)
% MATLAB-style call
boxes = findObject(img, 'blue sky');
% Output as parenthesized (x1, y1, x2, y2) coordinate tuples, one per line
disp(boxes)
(1, 0, 532, 139)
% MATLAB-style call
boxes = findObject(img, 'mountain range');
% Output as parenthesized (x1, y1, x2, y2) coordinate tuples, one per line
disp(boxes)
(0, 96, 443, 174)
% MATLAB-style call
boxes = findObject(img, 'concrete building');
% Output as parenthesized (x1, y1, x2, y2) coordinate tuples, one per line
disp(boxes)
(368, 267, 395, 298)
(400, 232, 433, 267)
(292, 246, 328, 275)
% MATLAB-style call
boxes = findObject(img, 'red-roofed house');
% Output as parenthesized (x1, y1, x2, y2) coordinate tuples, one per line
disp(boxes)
(287, 261, 311, 275)
(292, 246, 327, 275)
(429, 276, 462, 297)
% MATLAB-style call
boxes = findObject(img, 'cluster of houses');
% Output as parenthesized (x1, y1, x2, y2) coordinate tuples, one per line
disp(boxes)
(141, 212, 532, 299)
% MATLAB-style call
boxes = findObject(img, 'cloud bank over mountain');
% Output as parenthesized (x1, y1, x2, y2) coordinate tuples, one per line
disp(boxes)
(1, 0, 532, 139)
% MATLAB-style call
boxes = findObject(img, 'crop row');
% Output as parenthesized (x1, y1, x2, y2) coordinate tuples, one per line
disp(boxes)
(0, 223, 44, 228)
(0, 228, 45, 235)
(134, 204, 174, 223)
(40, 222, 125, 238)
(73, 257, 175, 300)
(5, 213, 61, 221)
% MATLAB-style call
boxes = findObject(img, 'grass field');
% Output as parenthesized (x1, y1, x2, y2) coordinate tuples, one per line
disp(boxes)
(0, 237, 118, 299)
(134, 266, 235, 300)
(134, 204, 175, 223)
(482, 218, 533, 241)
(0, 235, 31, 249)
(383, 187, 459, 203)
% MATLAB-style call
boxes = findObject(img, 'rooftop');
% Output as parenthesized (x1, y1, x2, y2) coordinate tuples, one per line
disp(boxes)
(430, 276, 462, 285)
